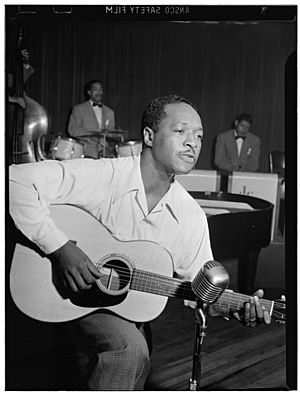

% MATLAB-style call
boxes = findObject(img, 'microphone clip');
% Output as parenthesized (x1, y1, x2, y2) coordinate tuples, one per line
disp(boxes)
(195, 299, 208, 330)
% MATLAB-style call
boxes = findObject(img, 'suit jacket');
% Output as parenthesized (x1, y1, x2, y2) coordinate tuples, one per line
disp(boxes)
(68, 100, 115, 158)
(215, 129, 260, 172)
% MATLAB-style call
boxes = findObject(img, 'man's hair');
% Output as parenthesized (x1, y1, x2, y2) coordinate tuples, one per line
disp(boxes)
(235, 113, 253, 125)
(141, 94, 198, 134)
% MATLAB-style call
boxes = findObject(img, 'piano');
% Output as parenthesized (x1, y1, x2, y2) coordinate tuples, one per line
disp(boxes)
(188, 191, 273, 294)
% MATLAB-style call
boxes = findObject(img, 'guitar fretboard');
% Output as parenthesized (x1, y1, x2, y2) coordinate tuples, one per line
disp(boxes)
(131, 268, 194, 300)
(130, 268, 275, 316)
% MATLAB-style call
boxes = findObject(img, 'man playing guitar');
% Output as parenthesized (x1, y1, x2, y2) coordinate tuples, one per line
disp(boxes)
(9, 95, 271, 390)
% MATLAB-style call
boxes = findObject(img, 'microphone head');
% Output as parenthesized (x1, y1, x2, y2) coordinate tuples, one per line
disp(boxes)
(191, 260, 230, 303)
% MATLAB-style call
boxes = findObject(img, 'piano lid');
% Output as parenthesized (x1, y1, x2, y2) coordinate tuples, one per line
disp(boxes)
(189, 191, 273, 211)
(188, 191, 274, 259)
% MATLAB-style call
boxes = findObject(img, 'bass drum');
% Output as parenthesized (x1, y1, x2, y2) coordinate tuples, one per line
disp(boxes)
(50, 136, 84, 160)
(115, 140, 143, 157)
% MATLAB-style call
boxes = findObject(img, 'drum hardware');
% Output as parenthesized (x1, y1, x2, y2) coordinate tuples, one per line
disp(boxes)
(82, 129, 128, 158)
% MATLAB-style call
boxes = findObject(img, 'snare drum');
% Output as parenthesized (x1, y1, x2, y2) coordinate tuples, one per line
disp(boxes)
(50, 137, 84, 160)
(115, 140, 143, 157)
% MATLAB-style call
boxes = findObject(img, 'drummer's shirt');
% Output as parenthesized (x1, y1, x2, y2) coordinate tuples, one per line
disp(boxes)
(234, 131, 244, 156)
(9, 155, 213, 281)
(90, 100, 102, 130)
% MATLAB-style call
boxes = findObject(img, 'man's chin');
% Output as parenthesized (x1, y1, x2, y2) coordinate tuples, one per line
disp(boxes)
(174, 165, 195, 175)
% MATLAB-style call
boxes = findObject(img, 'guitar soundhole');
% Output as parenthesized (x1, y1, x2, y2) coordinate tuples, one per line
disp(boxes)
(95, 254, 134, 296)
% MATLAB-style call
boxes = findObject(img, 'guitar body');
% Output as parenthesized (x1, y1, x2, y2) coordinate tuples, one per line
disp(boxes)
(10, 205, 174, 323)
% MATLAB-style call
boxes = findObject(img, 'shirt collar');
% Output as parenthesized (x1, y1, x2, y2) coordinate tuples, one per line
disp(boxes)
(165, 183, 181, 223)
(112, 156, 180, 223)
(234, 130, 247, 140)
(112, 156, 143, 204)
(151, 181, 180, 223)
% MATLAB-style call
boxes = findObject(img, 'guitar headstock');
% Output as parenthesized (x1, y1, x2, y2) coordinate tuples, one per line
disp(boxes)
(272, 295, 286, 324)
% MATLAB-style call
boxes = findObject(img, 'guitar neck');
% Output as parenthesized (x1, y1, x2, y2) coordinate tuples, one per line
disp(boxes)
(131, 268, 195, 301)
(131, 269, 275, 317)
(214, 290, 274, 316)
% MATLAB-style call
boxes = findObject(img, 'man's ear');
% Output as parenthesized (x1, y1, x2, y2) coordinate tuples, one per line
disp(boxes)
(143, 127, 155, 147)
(234, 120, 238, 128)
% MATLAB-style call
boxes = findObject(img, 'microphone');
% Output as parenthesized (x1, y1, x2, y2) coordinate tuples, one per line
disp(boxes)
(189, 261, 229, 391)
(191, 260, 230, 304)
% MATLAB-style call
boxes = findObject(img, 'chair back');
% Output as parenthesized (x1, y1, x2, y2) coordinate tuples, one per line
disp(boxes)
(268, 150, 285, 176)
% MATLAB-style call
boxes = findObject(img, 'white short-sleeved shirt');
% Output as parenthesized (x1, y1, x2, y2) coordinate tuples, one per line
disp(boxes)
(9, 155, 213, 281)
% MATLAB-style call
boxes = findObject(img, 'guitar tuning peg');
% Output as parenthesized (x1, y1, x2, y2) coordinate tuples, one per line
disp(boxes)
(276, 319, 286, 325)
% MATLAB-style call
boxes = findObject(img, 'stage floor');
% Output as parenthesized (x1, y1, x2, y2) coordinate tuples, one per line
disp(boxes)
(146, 296, 288, 390)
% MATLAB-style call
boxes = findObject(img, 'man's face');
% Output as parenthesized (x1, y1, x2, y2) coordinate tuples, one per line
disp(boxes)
(88, 82, 103, 103)
(235, 119, 251, 137)
(150, 102, 203, 175)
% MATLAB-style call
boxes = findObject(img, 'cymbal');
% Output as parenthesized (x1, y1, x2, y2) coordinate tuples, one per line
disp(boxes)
(83, 129, 128, 138)
(81, 132, 105, 137)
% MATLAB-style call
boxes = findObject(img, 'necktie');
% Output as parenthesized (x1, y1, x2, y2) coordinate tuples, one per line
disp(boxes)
(93, 102, 102, 108)
(235, 135, 246, 140)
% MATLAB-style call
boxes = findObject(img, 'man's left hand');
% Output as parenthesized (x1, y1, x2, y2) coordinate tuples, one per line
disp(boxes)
(233, 289, 271, 327)
(184, 289, 271, 327)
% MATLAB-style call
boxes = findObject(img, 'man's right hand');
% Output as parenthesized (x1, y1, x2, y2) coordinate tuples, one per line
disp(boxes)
(49, 240, 101, 293)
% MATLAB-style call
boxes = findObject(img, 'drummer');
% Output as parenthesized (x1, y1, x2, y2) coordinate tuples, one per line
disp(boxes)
(68, 80, 115, 159)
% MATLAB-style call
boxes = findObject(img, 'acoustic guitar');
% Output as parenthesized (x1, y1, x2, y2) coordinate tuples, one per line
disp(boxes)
(9, 205, 286, 324)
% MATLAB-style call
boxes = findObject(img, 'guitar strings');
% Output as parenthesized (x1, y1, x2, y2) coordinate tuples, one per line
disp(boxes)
(98, 273, 193, 298)
(97, 263, 193, 298)
(97, 273, 283, 318)
(97, 263, 280, 305)
(96, 262, 283, 317)
(98, 262, 285, 308)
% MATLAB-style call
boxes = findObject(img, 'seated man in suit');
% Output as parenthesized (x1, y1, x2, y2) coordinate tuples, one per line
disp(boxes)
(214, 113, 260, 172)
(68, 80, 115, 159)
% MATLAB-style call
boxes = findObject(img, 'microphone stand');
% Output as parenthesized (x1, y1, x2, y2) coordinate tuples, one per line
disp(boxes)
(189, 300, 209, 391)
(188, 260, 230, 391)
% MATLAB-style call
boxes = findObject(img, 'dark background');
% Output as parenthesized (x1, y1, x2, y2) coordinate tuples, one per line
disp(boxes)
(6, 5, 296, 172)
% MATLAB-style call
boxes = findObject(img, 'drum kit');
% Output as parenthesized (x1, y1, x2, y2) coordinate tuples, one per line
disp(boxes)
(115, 140, 143, 157)
(48, 132, 142, 160)
(49, 136, 85, 160)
